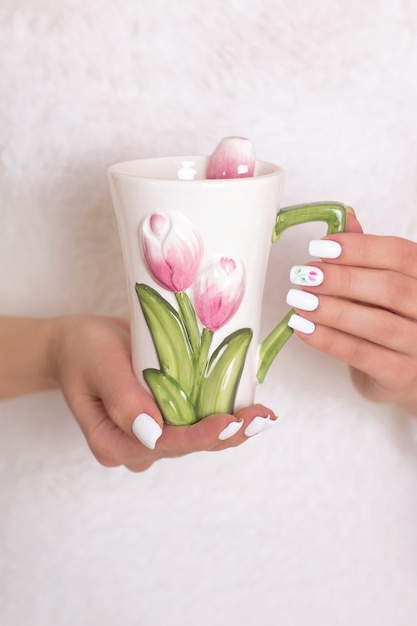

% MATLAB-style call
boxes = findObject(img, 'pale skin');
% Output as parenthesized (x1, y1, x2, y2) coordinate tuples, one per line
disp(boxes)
(289, 212, 417, 416)
(0, 315, 275, 472)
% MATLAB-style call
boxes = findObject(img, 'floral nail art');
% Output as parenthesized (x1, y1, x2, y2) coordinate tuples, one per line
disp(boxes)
(290, 265, 324, 286)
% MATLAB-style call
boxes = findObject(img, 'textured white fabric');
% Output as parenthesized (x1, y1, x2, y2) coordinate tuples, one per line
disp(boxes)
(1, 1, 417, 624)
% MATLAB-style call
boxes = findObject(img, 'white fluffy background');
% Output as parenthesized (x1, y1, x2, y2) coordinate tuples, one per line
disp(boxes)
(1, 1, 417, 624)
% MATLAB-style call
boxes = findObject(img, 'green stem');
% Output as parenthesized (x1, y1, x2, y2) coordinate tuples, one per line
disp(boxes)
(273, 202, 346, 243)
(257, 310, 294, 383)
(175, 291, 201, 354)
(191, 328, 213, 405)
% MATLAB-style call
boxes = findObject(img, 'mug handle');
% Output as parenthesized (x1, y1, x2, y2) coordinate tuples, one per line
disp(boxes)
(257, 201, 347, 383)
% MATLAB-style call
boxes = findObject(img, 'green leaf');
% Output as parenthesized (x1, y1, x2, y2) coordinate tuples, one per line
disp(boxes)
(143, 368, 196, 426)
(195, 328, 252, 420)
(190, 327, 213, 405)
(136, 284, 194, 394)
(175, 291, 201, 354)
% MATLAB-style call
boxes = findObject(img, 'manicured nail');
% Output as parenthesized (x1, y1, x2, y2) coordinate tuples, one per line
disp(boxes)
(244, 415, 271, 437)
(206, 136, 255, 179)
(290, 265, 323, 286)
(346, 205, 356, 217)
(218, 420, 244, 441)
(309, 239, 342, 259)
(286, 288, 319, 311)
(288, 314, 315, 334)
(132, 413, 163, 450)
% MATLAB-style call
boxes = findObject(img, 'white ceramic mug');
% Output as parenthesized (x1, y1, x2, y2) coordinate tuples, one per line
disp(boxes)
(108, 155, 346, 425)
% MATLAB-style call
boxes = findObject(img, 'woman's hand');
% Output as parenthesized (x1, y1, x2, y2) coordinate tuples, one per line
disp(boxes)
(286, 211, 417, 415)
(50, 315, 276, 471)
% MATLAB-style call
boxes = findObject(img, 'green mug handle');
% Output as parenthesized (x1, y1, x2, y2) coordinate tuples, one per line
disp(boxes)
(257, 201, 347, 383)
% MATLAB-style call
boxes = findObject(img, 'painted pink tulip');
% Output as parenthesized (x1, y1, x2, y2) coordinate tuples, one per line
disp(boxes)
(142, 211, 203, 292)
(206, 136, 255, 179)
(193, 257, 245, 331)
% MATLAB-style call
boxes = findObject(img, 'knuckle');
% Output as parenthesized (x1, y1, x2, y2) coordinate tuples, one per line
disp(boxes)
(103, 389, 130, 430)
(103, 388, 123, 415)
(395, 237, 417, 272)
(327, 299, 346, 327)
(383, 272, 410, 307)
(374, 311, 402, 343)
(345, 338, 368, 366)
(335, 266, 354, 294)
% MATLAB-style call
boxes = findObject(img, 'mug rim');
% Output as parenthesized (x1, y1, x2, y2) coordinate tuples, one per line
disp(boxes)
(108, 154, 284, 183)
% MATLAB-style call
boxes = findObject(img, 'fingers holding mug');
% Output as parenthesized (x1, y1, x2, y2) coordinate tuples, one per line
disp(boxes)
(286, 228, 417, 400)
(154, 403, 278, 456)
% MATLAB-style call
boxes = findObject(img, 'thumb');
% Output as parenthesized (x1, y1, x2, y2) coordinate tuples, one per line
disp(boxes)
(99, 363, 164, 450)
(79, 319, 166, 450)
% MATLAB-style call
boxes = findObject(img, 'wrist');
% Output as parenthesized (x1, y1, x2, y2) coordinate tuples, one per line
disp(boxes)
(0, 316, 61, 399)
(42, 316, 64, 389)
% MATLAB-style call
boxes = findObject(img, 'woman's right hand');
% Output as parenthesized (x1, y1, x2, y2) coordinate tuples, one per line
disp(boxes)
(52, 315, 277, 472)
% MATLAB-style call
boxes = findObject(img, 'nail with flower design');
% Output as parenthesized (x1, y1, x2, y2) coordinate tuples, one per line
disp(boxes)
(290, 265, 324, 287)
(141, 211, 203, 293)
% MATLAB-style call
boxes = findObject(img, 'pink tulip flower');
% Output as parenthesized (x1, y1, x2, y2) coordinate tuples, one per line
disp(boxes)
(142, 211, 203, 292)
(206, 136, 255, 179)
(193, 257, 245, 331)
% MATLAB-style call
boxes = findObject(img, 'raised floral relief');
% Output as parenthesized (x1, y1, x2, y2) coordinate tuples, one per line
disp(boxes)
(141, 212, 203, 292)
(136, 210, 251, 425)
(193, 257, 245, 332)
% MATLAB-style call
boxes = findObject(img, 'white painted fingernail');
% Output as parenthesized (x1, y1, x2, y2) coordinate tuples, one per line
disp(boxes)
(218, 420, 244, 441)
(132, 413, 163, 449)
(290, 265, 323, 286)
(309, 239, 342, 259)
(244, 415, 271, 437)
(288, 314, 316, 334)
(286, 288, 319, 311)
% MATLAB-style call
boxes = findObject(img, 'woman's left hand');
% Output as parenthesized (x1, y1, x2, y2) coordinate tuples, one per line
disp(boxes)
(286, 211, 417, 415)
